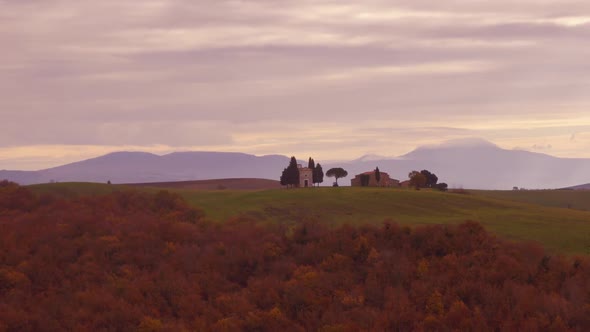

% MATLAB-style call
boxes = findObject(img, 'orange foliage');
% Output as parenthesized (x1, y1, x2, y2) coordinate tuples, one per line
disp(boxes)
(0, 182, 589, 331)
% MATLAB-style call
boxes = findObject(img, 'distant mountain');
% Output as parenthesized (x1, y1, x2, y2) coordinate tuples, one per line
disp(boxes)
(326, 139, 590, 190)
(352, 154, 393, 163)
(0, 152, 290, 185)
(2, 138, 590, 189)
(564, 183, 590, 190)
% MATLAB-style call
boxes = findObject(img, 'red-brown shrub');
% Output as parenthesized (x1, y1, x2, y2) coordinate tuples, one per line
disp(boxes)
(0, 184, 588, 331)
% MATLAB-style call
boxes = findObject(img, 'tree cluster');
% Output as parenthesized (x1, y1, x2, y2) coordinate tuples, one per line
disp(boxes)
(1, 182, 589, 331)
(280, 157, 324, 187)
(420, 170, 438, 188)
(280, 157, 300, 188)
(408, 170, 448, 191)
(409, 171, 427, 190)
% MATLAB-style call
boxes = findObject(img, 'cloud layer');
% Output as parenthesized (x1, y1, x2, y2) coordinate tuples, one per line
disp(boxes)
(2, 0, 590, 169)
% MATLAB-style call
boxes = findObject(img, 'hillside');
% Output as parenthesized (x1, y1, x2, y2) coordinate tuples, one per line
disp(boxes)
(3, 184, 590, 330)
(128, 178, 281, 190)
(28, 183, 590, 254)
(474, 189, 590, 212)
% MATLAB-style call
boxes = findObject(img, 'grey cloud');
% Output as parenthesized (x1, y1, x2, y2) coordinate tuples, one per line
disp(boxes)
(0, 120, 233, 147)
(365, 0, 590, 16)
(358, 126, 476, 137)
(426, 22, 590, 40)
(2, 0, 590, 164)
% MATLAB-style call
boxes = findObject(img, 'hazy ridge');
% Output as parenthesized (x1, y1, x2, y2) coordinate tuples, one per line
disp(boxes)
(2, 139, 590, 189)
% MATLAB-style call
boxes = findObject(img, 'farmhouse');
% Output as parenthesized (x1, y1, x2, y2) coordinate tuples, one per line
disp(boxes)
(400, 180, 411, 188)
(351, 170, 399, 187)
(298, 164, 314, 187)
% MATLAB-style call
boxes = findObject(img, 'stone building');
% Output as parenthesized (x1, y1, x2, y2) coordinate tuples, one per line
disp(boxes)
(350, 170, 399, 187)
(298, 164, 314, 187)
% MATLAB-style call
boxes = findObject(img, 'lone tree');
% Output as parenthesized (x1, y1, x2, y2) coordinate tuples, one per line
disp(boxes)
(375, 167, 381, 185)
(420, 170, 439, 188)
(313, 163, 324, 187)
(326, 167, 348, 186)
(409, 170, 427, 190)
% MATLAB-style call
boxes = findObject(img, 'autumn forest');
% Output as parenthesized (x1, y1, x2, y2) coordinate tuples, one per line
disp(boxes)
(1, 181, 590, 331)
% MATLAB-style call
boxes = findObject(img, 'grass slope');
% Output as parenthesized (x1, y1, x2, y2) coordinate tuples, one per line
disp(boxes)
(28, 183, 590, 255)
(127, 178, 281, 190)
(474, 189, 590, 212)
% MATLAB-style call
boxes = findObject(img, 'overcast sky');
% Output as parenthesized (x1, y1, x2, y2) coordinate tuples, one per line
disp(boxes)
(2, 0, 590, 170)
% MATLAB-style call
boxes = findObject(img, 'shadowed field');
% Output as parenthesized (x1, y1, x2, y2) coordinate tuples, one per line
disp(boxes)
(127, 178, 281, 190)
(28, 183, 590, 254)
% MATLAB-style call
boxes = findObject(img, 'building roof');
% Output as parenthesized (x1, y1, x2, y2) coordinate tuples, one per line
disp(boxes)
(297, 164, 312, 170)
(357, 170, 390, 176)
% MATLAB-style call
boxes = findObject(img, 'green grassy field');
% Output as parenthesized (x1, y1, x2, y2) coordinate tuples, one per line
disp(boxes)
(28, 183, 590, 255)
(474, 189, 590, 212)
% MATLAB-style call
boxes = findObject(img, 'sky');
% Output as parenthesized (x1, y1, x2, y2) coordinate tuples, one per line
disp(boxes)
(2, 0, 590, 170)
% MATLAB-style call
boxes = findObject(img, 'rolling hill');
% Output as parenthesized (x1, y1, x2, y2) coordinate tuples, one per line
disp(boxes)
(27, 183, 590, 255)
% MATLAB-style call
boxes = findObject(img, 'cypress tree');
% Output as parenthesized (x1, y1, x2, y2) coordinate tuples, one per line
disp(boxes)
(309, 158, 316, 184)
(314, 163, 324, 187)
(287, 156, 300, 187)
(280, 168, 288, 186)
(375, 167, 381, 185)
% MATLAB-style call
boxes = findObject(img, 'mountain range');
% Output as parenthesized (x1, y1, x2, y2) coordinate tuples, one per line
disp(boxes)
(564, 183, 590, 190)
(1, 139, 589, 189)
(0, 152, 289, 186)
(340, 139, 590, 189)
